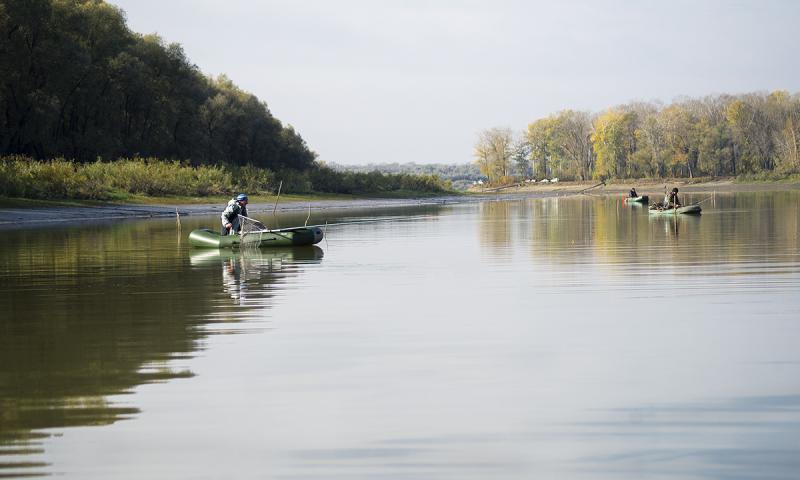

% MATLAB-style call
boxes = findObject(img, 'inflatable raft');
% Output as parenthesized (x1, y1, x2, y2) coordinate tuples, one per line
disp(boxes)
(648, 204, 702, 215)
(624, 195, 649, 204)
(189, 226, 324, 248)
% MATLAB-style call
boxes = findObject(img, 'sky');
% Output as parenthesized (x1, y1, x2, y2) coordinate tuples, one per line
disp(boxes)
(111, 0, 800, 166)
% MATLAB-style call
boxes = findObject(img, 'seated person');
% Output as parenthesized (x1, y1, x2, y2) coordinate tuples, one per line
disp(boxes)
(667, 188, 682, 208)
(629, 188, 638, 198)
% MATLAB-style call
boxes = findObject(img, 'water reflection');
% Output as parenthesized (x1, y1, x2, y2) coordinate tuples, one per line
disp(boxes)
(578, 394, 800, 479)
(476, 191, 800, 268)
(0, 223, 321, 477)
(190, 247, 323, 305)
(1, 192, 798, 479)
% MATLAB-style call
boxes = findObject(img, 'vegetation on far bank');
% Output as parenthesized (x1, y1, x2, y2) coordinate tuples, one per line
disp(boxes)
(329, 162, 484, 191)
(475, 91, 800, 185)
(0, 156, 452, 202)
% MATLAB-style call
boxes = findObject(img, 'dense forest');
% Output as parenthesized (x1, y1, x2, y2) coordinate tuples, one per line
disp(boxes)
(476, 92, 800, 184)
(0, 0, 315, 169)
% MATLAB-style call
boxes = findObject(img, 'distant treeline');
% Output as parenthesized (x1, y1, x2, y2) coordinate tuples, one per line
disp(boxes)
(476, 91, 800, 184)
(0, 156, 452, 200)
(328, 162, 483, 190)
(0, 0, 314, 170)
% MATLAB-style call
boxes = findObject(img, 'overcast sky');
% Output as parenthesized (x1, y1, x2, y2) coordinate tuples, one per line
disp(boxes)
(111, 0, 800, 165)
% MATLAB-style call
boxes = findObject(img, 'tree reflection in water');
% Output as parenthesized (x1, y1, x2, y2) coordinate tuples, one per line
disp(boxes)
(0, 220, 322, 477)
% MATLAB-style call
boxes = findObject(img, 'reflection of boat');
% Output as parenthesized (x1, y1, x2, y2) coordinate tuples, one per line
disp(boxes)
(624, 195, 649, 204)
(190, 246, 323, 304)
(648, 204, 702, 215)
(188, 227, 324, 248)
(190, 246, 324, 266)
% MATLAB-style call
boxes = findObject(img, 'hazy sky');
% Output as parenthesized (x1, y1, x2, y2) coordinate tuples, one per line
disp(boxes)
(111, 0, 800, 165)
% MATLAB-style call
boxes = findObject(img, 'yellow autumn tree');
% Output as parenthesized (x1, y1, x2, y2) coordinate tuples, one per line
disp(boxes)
(590, 110, 636, 179)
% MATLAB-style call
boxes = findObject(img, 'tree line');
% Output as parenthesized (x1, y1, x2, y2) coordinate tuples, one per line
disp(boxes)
(0, 155, 453, 199)
(475, 91, 800, 183)
(0, 0, 315, 170)
(328, 161, 483, 190)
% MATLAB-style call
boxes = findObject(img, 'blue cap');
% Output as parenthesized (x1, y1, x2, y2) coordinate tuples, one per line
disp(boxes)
(236, 193, 248, 202)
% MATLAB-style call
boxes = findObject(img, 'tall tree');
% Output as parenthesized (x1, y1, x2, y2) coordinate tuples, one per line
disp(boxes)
(552, 110, 593, 180)
(590, 109, 636, 179)
(474, 127, 514, 183)
(526, 117, 554, 179)
(660, 104, 697, 178)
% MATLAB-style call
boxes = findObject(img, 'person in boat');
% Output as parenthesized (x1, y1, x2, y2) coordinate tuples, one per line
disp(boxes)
(221, 193, 249, 235)
(667, 187, 682, 209)
(629, 187, 638, 198)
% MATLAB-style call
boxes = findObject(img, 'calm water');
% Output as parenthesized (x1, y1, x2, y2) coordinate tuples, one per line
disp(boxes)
(1, 191, 799, 479)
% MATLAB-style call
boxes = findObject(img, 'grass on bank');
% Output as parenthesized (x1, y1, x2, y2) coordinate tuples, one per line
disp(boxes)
(0, 193, 355, 209)
(0, 156, 454, 204)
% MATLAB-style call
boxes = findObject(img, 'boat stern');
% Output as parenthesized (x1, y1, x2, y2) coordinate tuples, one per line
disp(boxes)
(188, 229, 241, 248)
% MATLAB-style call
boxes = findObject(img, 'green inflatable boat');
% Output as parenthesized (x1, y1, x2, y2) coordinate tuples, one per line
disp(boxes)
(189, 226, 324, 248)
(648, 204, 702, 215)
(624, 195, 649, 204)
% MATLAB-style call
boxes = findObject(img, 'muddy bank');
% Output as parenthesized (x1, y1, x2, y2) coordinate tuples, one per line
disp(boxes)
(2, 180, 797, 230)
(0, 194, 528, 230)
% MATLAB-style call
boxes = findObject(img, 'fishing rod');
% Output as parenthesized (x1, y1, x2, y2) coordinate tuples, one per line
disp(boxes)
(689, 195, 715, 206)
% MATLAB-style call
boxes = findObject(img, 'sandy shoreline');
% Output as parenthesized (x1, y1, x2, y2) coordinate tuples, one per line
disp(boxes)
(1, 179, 797, 231)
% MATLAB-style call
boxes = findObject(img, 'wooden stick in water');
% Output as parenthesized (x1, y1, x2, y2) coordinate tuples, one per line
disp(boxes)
(272, 180, 283, 216)
(578, 181, 605, 194)
(272, 180, 283, 229)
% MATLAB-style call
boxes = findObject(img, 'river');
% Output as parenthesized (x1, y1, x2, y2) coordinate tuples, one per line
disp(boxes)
(1, 190, 799, 479)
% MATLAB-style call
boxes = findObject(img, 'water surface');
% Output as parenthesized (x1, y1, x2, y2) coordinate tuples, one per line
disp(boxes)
(1, 191, 799, 479)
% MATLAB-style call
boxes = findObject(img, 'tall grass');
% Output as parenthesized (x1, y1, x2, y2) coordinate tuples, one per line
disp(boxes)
(0, 156, 452, 201)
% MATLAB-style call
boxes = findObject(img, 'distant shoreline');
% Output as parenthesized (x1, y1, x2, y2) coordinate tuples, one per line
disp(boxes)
(470, 177, 800, 195)
(2, 179, 798, 231)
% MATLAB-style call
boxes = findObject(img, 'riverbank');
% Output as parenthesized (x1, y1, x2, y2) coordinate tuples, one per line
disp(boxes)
(2, 179, 798, 230)
(471, 177, 800, 195)
(0, 194, 472, 230)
